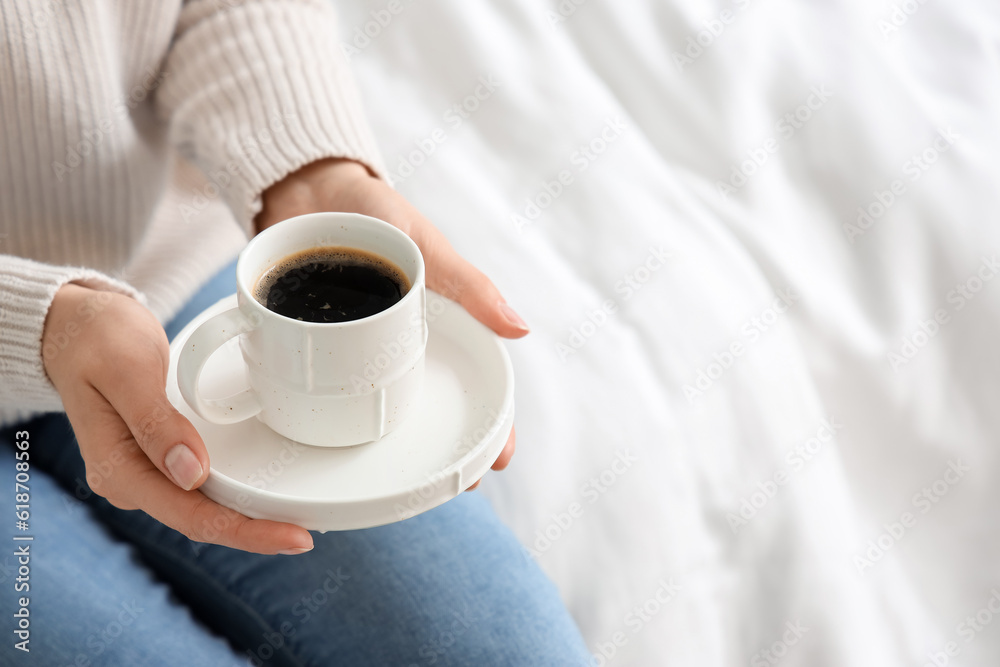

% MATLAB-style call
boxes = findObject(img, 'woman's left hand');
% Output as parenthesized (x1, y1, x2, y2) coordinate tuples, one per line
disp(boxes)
(257, 159, 527, 490)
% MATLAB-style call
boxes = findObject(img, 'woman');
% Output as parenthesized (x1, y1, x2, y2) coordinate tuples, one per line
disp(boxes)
(0, 1, 590, 664)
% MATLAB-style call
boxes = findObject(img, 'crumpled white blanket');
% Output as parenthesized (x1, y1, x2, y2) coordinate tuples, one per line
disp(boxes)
(339, 1, 1000, 664)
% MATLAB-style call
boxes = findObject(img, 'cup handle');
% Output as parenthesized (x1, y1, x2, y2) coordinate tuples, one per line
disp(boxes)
(177, 306, 263, 424)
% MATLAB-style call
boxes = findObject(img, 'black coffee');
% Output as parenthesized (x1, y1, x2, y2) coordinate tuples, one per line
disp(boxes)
(255, 247, 410, 323)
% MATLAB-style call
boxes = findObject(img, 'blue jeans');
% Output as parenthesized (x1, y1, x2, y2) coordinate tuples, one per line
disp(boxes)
(0, 259, 591, 666)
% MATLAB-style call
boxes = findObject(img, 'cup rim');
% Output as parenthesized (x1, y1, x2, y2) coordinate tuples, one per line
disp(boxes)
(237, 212, 425, 328)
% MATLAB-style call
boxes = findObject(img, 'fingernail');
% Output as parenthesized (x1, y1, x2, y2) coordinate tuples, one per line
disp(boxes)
(279, 546, 314, 556)
(499, 301, 529, 332)
(165, 444, 203, 491)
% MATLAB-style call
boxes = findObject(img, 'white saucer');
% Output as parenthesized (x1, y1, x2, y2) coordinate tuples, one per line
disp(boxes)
(165, 292, 514, 532)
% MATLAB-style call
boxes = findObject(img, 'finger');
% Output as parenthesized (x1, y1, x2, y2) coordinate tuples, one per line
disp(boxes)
(465, 426, 517, 491)
(491, 426, 516, 471)
(65, 387, 311, 555)
(95, 363, 211, 492)
(423, 239, 530, 339)
(61, 388, 145, 510)
(134, 467, 313, 554)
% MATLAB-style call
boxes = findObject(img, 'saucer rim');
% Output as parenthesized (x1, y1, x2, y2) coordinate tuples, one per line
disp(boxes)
(166, 291, 515, 527)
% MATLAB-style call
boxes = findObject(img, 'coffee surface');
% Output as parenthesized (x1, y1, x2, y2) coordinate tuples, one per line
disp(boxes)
(255, 247, 410, 323)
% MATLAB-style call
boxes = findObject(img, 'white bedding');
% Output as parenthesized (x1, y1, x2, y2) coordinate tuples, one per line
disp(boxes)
(336, 1, 1000, 664)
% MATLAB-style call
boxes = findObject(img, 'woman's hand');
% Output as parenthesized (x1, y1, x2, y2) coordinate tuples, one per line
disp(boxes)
(257, 159, 528, 489)
(40, 160, 524, 558)
(43, 284, 314, 554)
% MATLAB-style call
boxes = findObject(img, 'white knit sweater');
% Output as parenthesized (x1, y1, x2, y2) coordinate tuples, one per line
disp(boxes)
(0, 0, 387, 426)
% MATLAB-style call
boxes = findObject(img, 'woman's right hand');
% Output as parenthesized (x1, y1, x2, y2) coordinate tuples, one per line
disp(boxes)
(42, 283, 314, 555)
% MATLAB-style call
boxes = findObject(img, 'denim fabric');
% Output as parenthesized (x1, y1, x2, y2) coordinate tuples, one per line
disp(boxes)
(0, 259, 591, 666)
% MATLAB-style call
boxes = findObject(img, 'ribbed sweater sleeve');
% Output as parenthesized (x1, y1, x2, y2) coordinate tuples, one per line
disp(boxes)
(156, 0, 388, 234)
(0, 256, 145, 418)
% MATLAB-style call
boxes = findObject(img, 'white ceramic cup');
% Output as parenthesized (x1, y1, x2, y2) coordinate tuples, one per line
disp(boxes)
(177, 212, 427, 447)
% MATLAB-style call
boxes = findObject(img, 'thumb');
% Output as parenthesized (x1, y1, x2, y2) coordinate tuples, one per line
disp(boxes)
(98, 375, 211, 492)
(425, 241, 530, 339)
